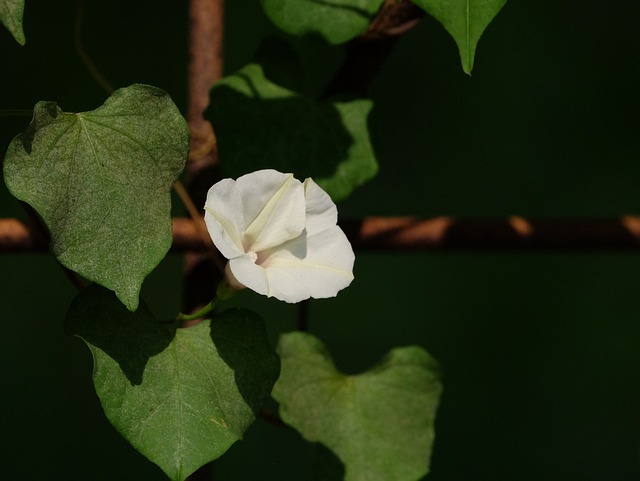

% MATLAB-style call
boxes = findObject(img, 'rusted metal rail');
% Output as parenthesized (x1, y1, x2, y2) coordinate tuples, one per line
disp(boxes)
(3, 216, 640, 253)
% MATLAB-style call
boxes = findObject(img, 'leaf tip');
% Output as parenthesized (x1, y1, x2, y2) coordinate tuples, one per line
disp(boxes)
(117, 290, 140, 313)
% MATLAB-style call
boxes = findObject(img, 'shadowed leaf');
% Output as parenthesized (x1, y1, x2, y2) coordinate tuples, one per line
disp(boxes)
(273, 332, 442, 481)
(65, 285, 280, 481)
(208, 63, 378, 201)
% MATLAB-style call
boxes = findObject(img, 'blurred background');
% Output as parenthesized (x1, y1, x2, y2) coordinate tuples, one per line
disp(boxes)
(1, 0, 640, 479)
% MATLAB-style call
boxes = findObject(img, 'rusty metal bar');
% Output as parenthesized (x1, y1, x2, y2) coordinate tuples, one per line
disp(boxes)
(4, 216, 640, 253)
(0, 218, 43, 252)
(341, 216, 640, 251)
(184, 1, 225, 480)
(187, 0, 223, 172)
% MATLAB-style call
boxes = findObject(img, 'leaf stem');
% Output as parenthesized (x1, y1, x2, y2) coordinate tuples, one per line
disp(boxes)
(176, 281, 236, 322)
(176, 298, 218, 322)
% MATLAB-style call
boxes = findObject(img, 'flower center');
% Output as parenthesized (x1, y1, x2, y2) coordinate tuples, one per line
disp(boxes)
(247, 251, 258, 263)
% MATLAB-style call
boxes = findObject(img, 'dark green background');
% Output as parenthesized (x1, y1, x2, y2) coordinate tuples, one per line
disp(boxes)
(1, 1, 640, 480)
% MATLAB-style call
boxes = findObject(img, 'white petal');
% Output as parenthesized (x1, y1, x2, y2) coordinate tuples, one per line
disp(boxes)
(260, 226, 355, 303)
(204, 178, 245, 260)
(206, 170, 355, 303)
(303, 178, 338, 235)
(238, 169, 306, 252)
(228, 255, 269, 296)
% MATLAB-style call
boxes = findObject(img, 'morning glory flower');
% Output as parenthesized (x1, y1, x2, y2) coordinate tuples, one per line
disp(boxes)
(204, 169, 355, 303)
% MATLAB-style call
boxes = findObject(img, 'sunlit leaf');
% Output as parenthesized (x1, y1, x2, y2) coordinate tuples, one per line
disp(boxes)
(412, 0, 507, 74)
(272, 332, 442, 481)
(260, 0, 385, 45)
(3, 84, 188, 311)
(208, 63, 378, 201)
(0, 0, 26, 45)
(65, 285, 280, 481)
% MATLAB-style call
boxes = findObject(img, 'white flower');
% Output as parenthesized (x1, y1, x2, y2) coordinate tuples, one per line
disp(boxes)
(204, 169, 355, 303)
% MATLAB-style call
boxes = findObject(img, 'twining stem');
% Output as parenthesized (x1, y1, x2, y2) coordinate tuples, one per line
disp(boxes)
(74, 0, 115, 94)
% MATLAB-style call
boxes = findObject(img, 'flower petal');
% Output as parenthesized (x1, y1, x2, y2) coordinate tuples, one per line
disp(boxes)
(303, 178, 338, 235)
(228, 255, 269, 296)
(260, 226, 355, 303)
(206, 170, 355, 303)
(238, 170, 306, 252)
(204, 178, 245, 260)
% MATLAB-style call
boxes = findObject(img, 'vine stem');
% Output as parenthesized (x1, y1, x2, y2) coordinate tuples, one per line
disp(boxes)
(173, 179, 226, 272)
(74, 0, 115, 95)
(323, 0, 425, 97)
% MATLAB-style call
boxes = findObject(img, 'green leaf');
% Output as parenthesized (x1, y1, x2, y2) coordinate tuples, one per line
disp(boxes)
(208, 63, 378, 201)
(3, 84, 188, 311)
(412, 0, 507, 74)
(65, 285, 280, 481)
(0, 0, 26, 45)
(260, 0, 385, 45)
(272, 332, 442, 481)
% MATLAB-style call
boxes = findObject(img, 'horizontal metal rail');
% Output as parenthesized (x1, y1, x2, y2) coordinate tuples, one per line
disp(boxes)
(2, 216, 640, 253)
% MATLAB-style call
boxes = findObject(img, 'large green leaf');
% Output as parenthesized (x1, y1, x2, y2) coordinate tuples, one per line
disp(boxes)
(208, 63, 378, 201)
(412, 0, 507, 74)
(272, 332, 442, 481)
(65, 285, 280, 481)
(0, 0, 25, 45)
(3, 84, 188, 311)
(260, 0, 385, 45)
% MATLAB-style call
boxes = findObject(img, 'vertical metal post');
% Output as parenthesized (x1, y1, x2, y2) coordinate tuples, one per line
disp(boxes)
(185, 1, 224, 479)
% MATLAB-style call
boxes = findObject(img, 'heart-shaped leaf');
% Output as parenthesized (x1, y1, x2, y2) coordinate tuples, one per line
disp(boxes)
(0, 0, 25, 45)
(65, 285, 280, 481)
(272, 332, 442, 481)
(208, 63, 378, 201)
(412, 0, 507, 74)
(260, 0, 385, 45)
(3, 84, 189, 311)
